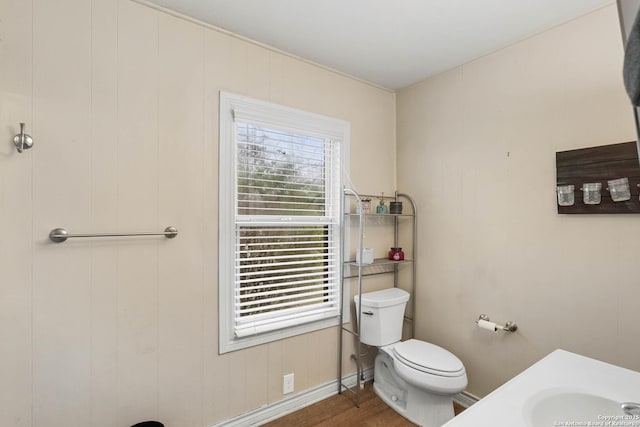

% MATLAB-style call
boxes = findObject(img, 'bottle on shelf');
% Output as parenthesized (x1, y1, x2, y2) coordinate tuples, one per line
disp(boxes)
(376, 193, 388, 214)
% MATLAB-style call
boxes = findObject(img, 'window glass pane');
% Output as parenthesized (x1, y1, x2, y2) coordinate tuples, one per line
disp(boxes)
(236, 122, 327, 217)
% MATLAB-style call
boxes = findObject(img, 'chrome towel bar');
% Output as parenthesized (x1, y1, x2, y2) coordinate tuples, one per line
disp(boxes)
(49, 226, 178, 243)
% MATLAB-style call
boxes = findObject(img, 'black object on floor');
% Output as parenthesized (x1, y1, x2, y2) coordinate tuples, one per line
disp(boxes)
(131, 422, 164, 427)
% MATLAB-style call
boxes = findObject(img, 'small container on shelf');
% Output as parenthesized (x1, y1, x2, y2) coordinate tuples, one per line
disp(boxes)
(607, 177, 631, 202)
(376, 194, 388, 214)
(388, 247, 404, 261)
(581, 182, 602, 205)
(389, 201, 403, 214)
(357, 198, 372, 214)
(556, 184, 574, 206)
(356, 248, 374, 265)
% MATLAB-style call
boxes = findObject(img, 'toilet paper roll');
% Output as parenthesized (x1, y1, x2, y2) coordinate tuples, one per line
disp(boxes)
(478, 319, 499, 333)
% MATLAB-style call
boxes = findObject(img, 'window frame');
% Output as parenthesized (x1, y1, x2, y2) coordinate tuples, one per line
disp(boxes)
(218, 92, 350, 354)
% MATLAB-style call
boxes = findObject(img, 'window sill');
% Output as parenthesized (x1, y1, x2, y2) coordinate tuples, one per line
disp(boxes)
(219, 316, 341, 354)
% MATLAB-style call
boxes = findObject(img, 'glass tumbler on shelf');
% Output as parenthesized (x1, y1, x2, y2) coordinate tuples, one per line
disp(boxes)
(581, 182, 602, 205)
(556, 185, 575, 206)
(607, 177, 631, 202)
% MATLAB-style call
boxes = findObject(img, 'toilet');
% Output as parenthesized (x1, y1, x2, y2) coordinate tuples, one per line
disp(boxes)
(354, 288, 467, 427)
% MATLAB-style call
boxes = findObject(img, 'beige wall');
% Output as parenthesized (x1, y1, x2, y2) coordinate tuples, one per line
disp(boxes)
(0, 0, 395, 426)
(397, 4, 640, 397)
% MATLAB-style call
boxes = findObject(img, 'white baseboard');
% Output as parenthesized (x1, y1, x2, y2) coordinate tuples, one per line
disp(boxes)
(453, 390, 480, 408)
(212, 368, 374, 427)
(212, 369, 477, 426)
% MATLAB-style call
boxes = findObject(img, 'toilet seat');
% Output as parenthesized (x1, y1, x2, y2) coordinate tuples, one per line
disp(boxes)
(392, 339, 465, 378)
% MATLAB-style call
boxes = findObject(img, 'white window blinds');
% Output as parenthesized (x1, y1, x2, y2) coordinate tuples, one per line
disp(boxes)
(235, 123, 336, 217)
(231, 116, 342, 338)
(234, 225, 339, 336)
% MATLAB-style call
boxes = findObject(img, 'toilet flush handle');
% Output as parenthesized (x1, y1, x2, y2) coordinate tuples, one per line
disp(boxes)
(362, 311, 374, 316)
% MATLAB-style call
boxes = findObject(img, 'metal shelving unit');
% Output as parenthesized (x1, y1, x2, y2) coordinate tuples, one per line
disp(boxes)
(338, 189, 417, 407)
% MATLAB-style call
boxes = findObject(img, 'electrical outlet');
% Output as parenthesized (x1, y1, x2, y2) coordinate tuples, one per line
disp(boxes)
(283, 373, 294, 394)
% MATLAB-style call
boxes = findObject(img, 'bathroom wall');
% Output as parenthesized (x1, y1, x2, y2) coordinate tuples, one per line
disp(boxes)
(396, 4, 639, 397)
(0, 0, 396, 426)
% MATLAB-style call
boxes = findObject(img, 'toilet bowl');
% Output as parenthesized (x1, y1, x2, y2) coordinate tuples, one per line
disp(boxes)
(355, 288, 467, 427)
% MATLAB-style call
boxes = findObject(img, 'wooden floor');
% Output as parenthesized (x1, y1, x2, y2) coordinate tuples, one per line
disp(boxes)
(262, 383, 464, 427)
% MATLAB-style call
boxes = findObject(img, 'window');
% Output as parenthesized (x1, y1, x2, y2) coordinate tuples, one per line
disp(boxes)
(219, 92, 349, 353)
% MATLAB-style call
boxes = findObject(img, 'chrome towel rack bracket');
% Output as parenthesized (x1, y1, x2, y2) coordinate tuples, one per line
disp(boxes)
(49, 226, 178, 243)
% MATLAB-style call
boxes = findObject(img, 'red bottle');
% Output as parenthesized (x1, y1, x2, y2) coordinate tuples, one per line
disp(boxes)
(388, 247, 404, 261)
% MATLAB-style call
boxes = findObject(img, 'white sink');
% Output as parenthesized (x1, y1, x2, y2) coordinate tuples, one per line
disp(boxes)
(443, 350, 640, 427)
(525, 390, 623, 426)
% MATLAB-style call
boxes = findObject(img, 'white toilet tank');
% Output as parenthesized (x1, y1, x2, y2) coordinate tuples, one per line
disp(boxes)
(354, 288, 409, 346)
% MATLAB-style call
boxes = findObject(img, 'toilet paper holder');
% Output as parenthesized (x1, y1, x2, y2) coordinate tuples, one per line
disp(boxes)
(476, 314, 518, 332)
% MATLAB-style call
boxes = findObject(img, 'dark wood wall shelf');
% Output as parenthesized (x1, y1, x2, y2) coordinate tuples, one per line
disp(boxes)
(556, 141, 640, 214)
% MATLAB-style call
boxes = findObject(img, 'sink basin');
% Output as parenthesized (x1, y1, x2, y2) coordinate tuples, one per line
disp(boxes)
(442, 350, 640, 427)
(525, 390, 622, 426)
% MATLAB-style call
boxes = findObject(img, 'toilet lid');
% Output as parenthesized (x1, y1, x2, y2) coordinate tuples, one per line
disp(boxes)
(393, 339, 465, 377)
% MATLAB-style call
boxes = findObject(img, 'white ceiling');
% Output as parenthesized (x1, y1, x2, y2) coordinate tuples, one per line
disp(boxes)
(146, 0, 615, 89)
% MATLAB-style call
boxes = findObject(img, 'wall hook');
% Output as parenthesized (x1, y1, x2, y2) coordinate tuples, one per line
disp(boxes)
(13, 122, 33, 153)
